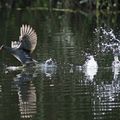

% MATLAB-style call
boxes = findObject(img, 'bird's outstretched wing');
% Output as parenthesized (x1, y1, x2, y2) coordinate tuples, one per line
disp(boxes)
(19, 24, 37, 53)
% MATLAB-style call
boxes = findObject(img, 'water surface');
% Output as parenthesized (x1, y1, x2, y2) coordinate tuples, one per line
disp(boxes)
(0, 9, 120, 120)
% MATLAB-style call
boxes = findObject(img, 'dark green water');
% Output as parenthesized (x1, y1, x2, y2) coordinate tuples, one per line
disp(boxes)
(0, 9, 120, 120)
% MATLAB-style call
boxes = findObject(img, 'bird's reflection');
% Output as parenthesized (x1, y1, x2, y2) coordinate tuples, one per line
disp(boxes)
(13, 70, 37, 119)
(7, 59, 57, 118)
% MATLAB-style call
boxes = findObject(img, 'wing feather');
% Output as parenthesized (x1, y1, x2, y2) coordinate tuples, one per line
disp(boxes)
(19, 24, 37, 53)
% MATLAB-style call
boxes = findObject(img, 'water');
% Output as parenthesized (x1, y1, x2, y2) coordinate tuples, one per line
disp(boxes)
(0, 9, 120, 120)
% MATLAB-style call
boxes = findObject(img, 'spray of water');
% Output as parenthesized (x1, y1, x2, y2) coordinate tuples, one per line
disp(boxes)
(95, 27, 120, 54)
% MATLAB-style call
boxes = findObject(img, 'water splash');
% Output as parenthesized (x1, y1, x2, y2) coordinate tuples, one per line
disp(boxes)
(112, 55, 120, 80)
(83, 55, 98, 81)
(95, 27, 120, 54)
(3, 58, 57, 79)
(36, 58, 57, 78)
(76, 55, 98, 81)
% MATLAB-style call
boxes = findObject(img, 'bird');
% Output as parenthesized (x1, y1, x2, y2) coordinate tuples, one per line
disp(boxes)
(0, 24, 37, 65)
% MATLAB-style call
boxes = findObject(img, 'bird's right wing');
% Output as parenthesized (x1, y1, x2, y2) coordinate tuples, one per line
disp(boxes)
(19, 24, 37, 53)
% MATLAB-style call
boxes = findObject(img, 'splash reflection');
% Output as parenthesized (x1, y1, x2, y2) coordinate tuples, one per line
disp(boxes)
(93, 69, 120, 120)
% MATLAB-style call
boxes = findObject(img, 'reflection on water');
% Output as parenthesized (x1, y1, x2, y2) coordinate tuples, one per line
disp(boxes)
(94, 71, 120, 119)
(0, 9, 120, 120)
(17, 81, 36, 118)
(12, 69, 37, 119)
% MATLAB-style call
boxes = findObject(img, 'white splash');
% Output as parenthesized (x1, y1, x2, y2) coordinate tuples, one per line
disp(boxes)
(39, 58, 57, 78)
(95, 27, 120, 54)
(6, 66, 23, 71)
(83, 55, 98, 80)
(112, 55, 120, 80)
